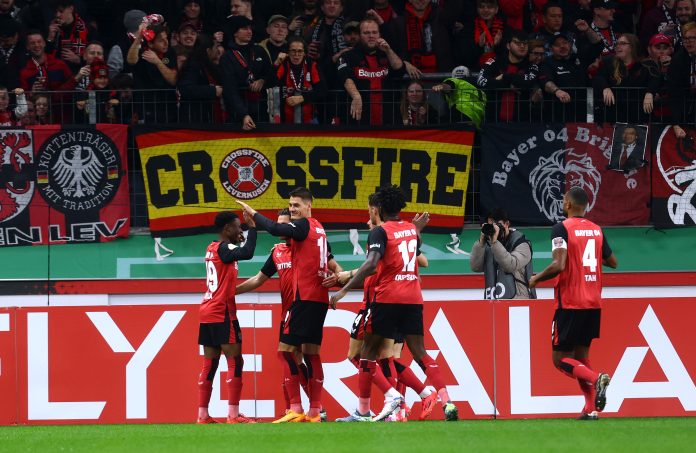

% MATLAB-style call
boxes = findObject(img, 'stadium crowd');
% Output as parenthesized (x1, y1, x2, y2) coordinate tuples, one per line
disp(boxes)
(0, 0, 695, 132)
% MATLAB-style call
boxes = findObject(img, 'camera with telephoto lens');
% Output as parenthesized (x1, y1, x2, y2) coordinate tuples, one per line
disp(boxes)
(482, 222, 506, 242)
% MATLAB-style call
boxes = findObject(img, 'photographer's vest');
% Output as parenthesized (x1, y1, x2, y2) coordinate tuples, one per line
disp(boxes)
(483, 230, 537, 300)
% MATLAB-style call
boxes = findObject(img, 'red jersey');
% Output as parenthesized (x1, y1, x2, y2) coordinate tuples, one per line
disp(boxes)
(267, 243, 294, 315)
(369, 220, 423, 304)
(553, 217, 612, 309)
(200, 241, 239, 323)
(292, 217, 329, 303)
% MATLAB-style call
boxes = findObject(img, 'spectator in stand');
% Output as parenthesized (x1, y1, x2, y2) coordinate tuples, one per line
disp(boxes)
(260, 15, 289, 66)
(107, 73, 138, 124)
(220, 15, 273, 130)
(564, 0, 593, 25)
(593, 33, 662, 124)
(107, 9, 146, 80)
(33, 93, 53, 124)
(337, 18, 405, 125)
(528, 39, 547, 66)
(0, 86, 27, 126)
(0, 0, 20, 21)
(668, 21, 696, 137)
(342, 20, 360, 48)
(288, 0, 320, 38)
(74, 41, 104, 91)
(74, 58, 113, 123)
(368, 0, 400, 25)
(20, 30, 77, 94)
(647, 33, 674, 122)
(0, 17, 23, 89)
(305, 0, 347, 84)
(640, 0, 680, 48)
(476, 30, 540, 122)
(173, 22, 199, 70)
(227, 0, 265, 44)
(177, 34, 225, 124)
(388, 0, 453, 77)
(399, 81, 438, 125)
(176, 1, 211, 34)
(675, 0, 696, 49)
(19, 99, 37, 125)
(454, 0, 509, 71)
(538, 29, 604, 121)
(584, 0, 624, 57)
(499, 0, 547, 33)
(275, 37, 326, 124)
(46, 0, 93, 73)
(532, 1, 566, 53)
(126, 16, 178, 123)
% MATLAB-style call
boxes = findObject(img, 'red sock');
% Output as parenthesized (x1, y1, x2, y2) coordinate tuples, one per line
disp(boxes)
(395, 360, 426, 394)
(304, 354, 324, 415)
(298, 361, 310, 398)
(379, 358, 397, 388)
(577, 358, 597, 413)
(559, 358, 599, 384)
(349, 356, 360, 369)
(396, 381, 407, 398)
(226, 355, 243, 406)
(417, 355, 450, 402)
(278, 351, 302, 413)
(198, 357, 219, 408)
(358, 359, 376, 398)
(282, 381, 290, 410)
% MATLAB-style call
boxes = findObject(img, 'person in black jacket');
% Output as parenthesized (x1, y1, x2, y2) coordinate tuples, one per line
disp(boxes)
(593, 33, 662, 124)
(178, 33, 225, 124)
(220, 15, 273, 130)
(476, 29, 539, 123)
(668, 21, 696, 138)
(538, 29, 603, 122)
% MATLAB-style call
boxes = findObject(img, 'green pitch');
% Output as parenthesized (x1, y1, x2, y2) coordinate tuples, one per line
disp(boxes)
(1, 418, 695, 452)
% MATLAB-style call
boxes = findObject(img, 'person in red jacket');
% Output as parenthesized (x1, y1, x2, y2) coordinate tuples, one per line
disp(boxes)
(499, 0, 548, 32)
(20, 30, 77, 93)
(530, 187, 618, 420)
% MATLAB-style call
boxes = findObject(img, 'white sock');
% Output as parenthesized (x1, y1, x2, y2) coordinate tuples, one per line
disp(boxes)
(419, 387, 433, 399)
(385, 388, 401, 399)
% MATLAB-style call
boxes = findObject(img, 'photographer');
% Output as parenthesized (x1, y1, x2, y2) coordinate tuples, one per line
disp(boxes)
(470, 208, 536, 300)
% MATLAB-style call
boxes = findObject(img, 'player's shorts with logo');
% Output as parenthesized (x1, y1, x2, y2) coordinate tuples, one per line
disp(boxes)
(366, 302, 424, 338)
(280, 300, 328, 345)
(199, 310, 242, 346)
(350, 308, 368, 340)
(552, 308, 601, 351)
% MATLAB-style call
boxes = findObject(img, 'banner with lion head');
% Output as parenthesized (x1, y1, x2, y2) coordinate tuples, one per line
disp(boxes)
(481, 123, 651, 226)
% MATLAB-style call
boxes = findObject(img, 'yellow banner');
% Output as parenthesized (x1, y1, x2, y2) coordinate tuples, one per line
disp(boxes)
(136, 129, 473, 233)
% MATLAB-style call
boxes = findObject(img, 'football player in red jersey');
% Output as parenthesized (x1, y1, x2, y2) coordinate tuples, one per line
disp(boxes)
(530, 187, 618, 420)
(236, 208, 339, 420)
(331, 185, 459, 421)
(197, 211, 257, 424)
(335, 197, 437, 422)
(237, 187, 342, 423)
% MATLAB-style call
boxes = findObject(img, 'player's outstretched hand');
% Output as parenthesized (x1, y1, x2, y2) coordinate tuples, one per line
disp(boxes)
(235, 199, 256, 217)
(330, 290, 346, 309)
(322, 273, 338, 288)
(243, 210, 256, 228)
(412, 212, 429, 232)
(336, 270, 352, 286)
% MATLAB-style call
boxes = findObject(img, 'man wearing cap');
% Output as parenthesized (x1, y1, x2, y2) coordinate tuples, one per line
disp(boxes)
(582, 0, 623, 57)
(260, 15, 289, 66)
(107, 9, 146, 80)
(640, 0, 679, 48)
(537, 29, 603, 121)
(0, 17, 24, 89)
(220, 14, 273, 130)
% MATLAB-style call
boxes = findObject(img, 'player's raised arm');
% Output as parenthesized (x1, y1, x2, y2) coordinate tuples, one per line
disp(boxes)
(218, 227, 257, 262)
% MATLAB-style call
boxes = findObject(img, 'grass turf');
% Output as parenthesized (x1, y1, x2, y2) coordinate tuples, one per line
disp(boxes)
(1, 418, 695, 452)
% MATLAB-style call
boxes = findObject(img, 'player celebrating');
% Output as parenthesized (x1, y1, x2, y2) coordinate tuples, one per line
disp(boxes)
(335, 200, 437, 422)
(237, 188, 337, 423)
(331, 185, 459, 422)
(197, 211, 257, 424)
(236, 208, 340, 419)
(529, 187, 618, 420)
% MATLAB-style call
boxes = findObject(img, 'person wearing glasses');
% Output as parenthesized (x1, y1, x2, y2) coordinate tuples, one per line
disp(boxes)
(668, 21, 696, 138)
(593, 33, 661, 124)
(274, 36, 326, 124)
(476, 29, 539, 123)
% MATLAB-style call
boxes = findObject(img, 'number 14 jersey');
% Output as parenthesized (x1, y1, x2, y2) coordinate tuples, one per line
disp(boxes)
(368, 220, 423, 305)
(552, 217, 613, 310)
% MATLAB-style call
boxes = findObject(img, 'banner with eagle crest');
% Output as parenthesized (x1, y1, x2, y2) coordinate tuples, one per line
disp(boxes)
(481, 123, 651, 226)
(0, 125, 129, 246)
